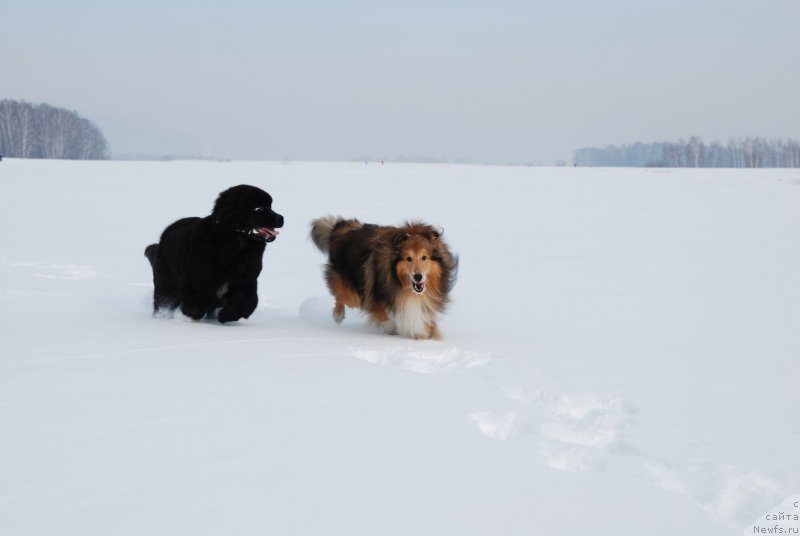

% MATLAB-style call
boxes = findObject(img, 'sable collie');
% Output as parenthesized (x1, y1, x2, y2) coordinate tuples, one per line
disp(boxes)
(310, 216, 457, 340)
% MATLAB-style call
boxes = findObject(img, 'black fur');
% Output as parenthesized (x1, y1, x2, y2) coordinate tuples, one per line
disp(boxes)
(144, 185, 283, 323)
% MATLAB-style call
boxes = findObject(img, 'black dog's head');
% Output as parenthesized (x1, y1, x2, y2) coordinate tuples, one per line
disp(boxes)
(212, 184, 284, 243)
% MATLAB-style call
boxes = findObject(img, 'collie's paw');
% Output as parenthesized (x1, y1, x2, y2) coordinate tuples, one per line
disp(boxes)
(427, 323, 441, 340)
(332, 304, 345, 324)
(381, 321, 398, 335)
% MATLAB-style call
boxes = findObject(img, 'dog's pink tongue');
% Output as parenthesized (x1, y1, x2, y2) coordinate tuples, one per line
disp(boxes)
(258, 228, 279, 237)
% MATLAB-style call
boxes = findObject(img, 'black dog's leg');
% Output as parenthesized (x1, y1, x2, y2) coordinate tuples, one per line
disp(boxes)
(145, 244, 179, 313)
(217, 281, 258, 323)
(152, 268, 180, 312)
(180, 283, 217, 321)
(154, 280, 180, 312)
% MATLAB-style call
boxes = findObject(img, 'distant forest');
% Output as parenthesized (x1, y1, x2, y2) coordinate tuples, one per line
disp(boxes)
(0, 99, 110, 160)
(574, 137, 800, 168)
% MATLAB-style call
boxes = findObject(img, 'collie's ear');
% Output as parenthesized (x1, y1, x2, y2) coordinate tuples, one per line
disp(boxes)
(393, 233, 410, 248)
(425, 228, 442, 241)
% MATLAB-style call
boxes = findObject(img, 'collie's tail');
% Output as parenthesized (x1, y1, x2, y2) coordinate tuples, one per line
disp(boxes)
(309, 215, 344, 254)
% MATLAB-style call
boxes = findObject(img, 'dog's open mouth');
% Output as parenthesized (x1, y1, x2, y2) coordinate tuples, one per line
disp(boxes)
(249, 227, 280, 242)
(412, 281, 425, 294)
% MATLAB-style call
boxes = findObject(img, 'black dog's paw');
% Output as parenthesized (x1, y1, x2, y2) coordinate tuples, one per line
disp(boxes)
(217, 308, 243, 323)
(217, 301, 257, 323)
(181, 304, 206, 321)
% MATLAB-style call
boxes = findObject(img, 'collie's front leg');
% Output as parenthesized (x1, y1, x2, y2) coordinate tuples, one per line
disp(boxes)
(381, 319, 398, 335)
(369, 302, 397, 335)
(426, 322, 441, 340)
(426, 322, 442, 341)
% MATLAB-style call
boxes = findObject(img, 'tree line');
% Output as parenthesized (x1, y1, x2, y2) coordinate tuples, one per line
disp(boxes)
(574, 137, 800, 168)
(0, 99, 110, 160)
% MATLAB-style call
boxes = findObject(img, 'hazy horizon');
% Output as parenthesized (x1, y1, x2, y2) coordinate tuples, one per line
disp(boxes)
(5, 0, 799, 164)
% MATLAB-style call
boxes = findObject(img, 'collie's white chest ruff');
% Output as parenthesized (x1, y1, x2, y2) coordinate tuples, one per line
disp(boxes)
(386, 295, 437, 339)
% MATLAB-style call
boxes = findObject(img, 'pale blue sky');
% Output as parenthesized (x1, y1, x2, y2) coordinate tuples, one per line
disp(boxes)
(4, 0, 799, 163)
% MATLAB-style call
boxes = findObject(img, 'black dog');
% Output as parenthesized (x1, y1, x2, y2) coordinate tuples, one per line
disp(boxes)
(144, 185, 284, 323)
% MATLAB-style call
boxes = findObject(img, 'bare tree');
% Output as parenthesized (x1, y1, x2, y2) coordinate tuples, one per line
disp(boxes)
(0, 99, 110, 159)
(574, 136, 800, 168)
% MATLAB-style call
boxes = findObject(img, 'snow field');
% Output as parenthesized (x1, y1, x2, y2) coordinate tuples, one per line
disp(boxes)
(1, 159, 798, 535)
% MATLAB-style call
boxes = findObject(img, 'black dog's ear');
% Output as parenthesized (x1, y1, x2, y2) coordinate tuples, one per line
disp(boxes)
(393, 233, 410, 248)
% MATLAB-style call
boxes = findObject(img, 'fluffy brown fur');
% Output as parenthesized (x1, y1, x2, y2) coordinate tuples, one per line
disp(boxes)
(310, 216, 457, 339)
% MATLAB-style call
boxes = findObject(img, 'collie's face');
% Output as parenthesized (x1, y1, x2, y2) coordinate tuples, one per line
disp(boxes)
(395, 236, 441, 295)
